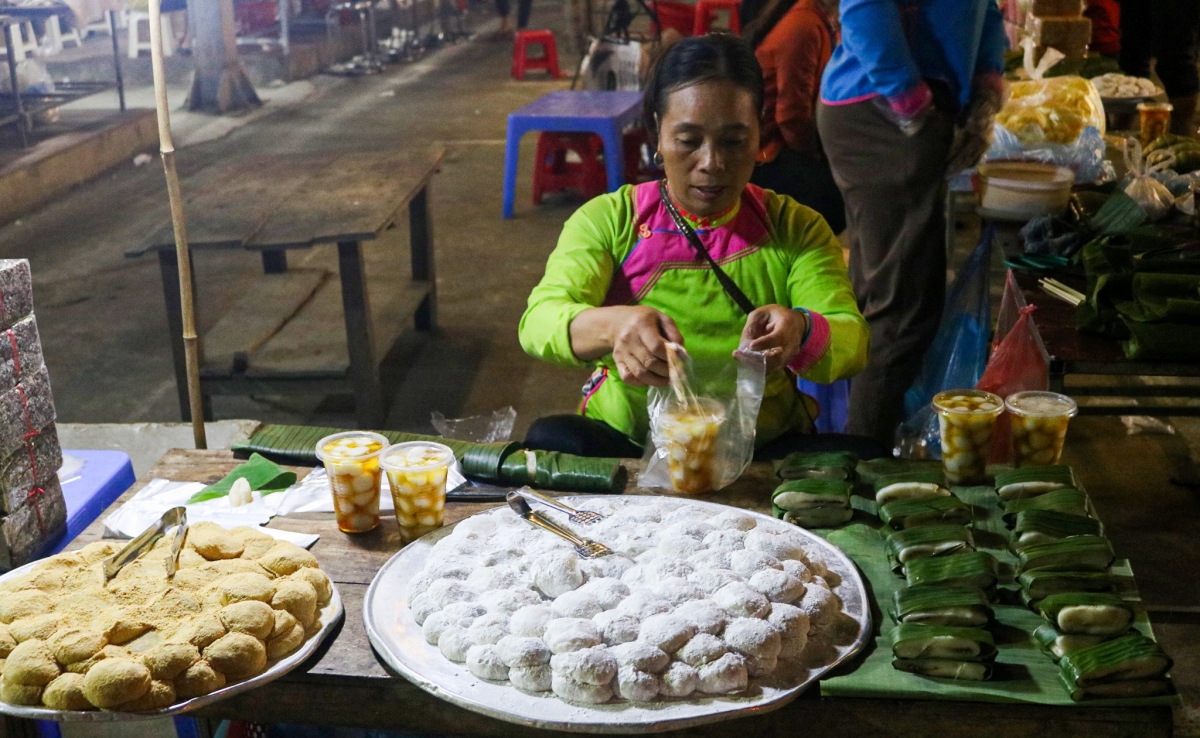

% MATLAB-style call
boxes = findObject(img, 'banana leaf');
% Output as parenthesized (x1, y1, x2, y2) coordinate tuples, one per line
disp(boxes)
(1019, 570, 1116, 606)
(771, 479, 853, 510)
(497, 450, 623, 493)
(994, 465, 1076, 501)
(874, 470, 949, 505)
(905, 552, 998, 592)
(1034, 624, 1113, 661)
(891, 622, 996, 661)
(881, 495, 972, 530)
(1012, 509, 1103, 548)
(892, 585, 993, 627)
(774, 451, 858, 481)
(1039, 592, 1135, 636)
(1003, 488, 1091, 525)
(1018, 535, 1114, 574)
(1060, 675, 1172, 701)
(892, 658, 993, 681)
(885, 525, 975, 573)
(1059, 634, 1173, 696)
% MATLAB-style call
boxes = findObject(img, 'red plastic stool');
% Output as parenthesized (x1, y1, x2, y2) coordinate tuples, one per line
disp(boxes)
(532, 132, 608, 204)
(512, 30, 562, 80)
(693, 0, 740, 35)
(650, 0, 696, 36)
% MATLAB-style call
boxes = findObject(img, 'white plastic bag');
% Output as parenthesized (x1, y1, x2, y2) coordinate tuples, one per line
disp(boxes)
(1124, 138, 1175, 221)
(638, 344, 766, 494)
(431, 406, 516, 443)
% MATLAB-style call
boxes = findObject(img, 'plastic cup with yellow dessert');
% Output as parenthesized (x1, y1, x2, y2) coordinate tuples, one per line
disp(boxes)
(381, 441, 455, 543)
(653, 398, 725, 495)
(933, 390, 1004, 486)
(1006, 391, 1078, 467)
(315, 431, 388, 534)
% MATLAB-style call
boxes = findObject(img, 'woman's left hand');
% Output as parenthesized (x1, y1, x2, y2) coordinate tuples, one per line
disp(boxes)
(739, 305, 809, 373)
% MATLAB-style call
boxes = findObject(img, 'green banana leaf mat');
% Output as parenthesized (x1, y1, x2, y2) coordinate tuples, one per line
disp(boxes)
(813, 458, 1180, 708)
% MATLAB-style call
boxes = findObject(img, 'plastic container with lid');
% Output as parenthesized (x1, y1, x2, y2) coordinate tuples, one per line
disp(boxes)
(380, 441, 455, 543)
(1006, 391, 1079, 467)
(316, 431, 389, 533)
(976, 162, 1075, 221)
(933, 390, 1005, 486)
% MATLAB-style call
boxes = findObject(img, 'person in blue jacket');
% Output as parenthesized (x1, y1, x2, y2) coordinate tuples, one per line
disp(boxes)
(815, 0, 1007, 448)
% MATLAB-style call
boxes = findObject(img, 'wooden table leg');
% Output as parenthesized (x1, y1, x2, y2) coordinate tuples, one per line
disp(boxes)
(157, 248, 198, 422)
(409, 183, 436, 332)
(337, 240, 385, 429)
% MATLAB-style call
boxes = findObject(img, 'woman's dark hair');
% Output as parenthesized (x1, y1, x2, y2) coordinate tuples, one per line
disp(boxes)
(741, 0, 800, 49)
(642, 34, 764, 135)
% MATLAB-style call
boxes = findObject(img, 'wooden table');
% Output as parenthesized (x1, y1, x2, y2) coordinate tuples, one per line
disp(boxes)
(24, 448, 1171, 738)
(125, 148, 443, 429)
(1014, 270, 1200, 416)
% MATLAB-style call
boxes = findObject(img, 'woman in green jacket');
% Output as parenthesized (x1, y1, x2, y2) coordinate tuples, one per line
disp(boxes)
(519, 35, 875, 459)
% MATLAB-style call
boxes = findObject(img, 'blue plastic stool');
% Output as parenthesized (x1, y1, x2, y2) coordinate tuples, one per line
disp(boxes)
(503, 90, 643, 218)
(35, 717, 201, 738)
(798, 378, 851, 434)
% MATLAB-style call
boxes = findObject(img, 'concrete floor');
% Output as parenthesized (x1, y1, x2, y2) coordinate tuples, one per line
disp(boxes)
(5, 4, 1200, 731)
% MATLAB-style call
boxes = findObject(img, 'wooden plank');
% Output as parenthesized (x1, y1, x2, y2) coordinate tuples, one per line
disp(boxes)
(201, 268, 326, 373)
(66, 451, 1173, 737)
(139, 154, 337, 250)
(246, 276, 431, 376)
(246, 148, 446, 249)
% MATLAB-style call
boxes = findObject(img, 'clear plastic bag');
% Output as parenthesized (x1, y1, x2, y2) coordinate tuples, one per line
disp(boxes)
(639, 344, 766, 494)
(895, 228, 994, 458)
(985, 38, 1109, 183)
(1123, 138, 1176, 221)
(430, 406, 516, 443)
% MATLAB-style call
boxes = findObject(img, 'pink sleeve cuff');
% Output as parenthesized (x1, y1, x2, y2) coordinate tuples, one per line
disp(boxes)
(886, 82, 933, 119)
(787, 310, 831, 375)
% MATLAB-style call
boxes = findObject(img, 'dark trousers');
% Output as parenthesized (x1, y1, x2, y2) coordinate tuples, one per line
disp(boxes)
(1120, 0, 1200, 98)
(817, 97, 955, 449)
(524, 414, 888, 460)
(496, 0, 533, 28)
(750, 146, 847, 234)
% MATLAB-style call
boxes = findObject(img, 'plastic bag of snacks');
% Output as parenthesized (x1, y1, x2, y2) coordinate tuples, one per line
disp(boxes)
(1123, 138, 1176, 221)
(639, 343, 766, 494)
(986, 38, 1109, 183)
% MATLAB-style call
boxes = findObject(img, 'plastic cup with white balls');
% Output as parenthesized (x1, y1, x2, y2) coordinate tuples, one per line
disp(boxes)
(381, 441, 455, 543)
(1006, 391, 1078, 467)
(932, 389, 1004, 486)
(315, 431, 388, 534)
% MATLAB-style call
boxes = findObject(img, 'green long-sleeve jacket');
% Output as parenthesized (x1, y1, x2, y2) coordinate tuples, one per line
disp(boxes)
(519, 181, 869, 446)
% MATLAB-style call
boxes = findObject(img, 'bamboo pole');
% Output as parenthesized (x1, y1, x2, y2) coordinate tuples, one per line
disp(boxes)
(148, 0, 207, 449)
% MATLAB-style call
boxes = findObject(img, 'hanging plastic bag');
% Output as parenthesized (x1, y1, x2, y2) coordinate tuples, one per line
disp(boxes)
(639, 344, 766, 494)
(895, 228, 994, 458)
(976, 304, 1050, 463)
(986, 38, 1109, 183)
(1123, 138, 1176, 221)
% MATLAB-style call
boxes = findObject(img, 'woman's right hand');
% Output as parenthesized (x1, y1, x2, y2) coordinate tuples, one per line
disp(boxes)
(570, 306, 684, 387)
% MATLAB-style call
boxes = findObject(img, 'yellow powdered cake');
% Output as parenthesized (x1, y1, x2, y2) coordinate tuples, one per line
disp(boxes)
(0, 525, 332, 712)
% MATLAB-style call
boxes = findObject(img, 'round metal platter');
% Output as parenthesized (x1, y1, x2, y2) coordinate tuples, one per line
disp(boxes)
(364, 495, 872, 734)
(0, 557, 345, 721)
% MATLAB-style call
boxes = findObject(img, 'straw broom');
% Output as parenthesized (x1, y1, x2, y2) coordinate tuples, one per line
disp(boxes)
(148, 0, 207, 449)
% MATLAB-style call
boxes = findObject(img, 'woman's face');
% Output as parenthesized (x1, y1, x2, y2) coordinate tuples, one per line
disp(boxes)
(656, 80, 760, 218)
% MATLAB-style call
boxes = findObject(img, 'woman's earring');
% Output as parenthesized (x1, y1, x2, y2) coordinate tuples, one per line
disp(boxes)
(652, 151, 664, 166)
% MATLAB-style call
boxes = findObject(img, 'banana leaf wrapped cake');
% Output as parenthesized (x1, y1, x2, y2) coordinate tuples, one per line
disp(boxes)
(891, 623, 996, 681)
(1058, 634, 1173, 700)
(774, 451, 858, 481)
(1034, 624, 1118, 661)
(885, 525, 975, 573)
(1017, 535, 1115, 573)
(892, 586, 993, 627)
(1019, 570, 1117, 609)
(874, 470, 950, 505)
(1003, 488, 1091, 525)
(771, 479, 854, 528)
(1012, 509, 1102, 548)
(994, 465, 1077, 501)
(881, 495, 972, 530)
(905, 552, 999, 593)
(1039, 592, 1135, 636)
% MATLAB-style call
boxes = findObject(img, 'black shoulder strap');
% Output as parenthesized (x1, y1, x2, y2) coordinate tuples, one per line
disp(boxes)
(658, 179, 757, 316)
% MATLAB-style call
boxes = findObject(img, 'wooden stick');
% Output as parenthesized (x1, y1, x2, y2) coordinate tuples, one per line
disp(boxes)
(149, 0, 207, 450)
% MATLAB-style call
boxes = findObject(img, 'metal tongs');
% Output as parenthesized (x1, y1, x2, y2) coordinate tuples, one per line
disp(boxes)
(506, 492, 614, 558)
(512, 487, 604, 525)
(103, 506, 189, 580)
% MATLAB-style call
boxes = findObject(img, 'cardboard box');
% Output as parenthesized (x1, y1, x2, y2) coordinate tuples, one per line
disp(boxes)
(1032, 0, 1084, 17)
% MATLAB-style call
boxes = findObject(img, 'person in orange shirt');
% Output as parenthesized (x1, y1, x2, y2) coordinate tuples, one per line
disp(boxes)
(743, 0, 844, 234)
